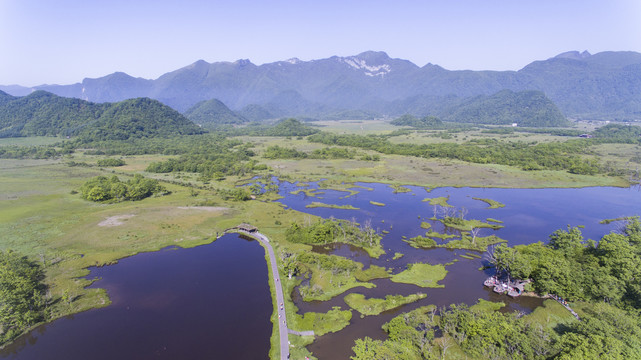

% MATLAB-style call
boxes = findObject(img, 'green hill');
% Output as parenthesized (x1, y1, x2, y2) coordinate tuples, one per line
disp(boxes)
(238, 104, 275, 122)
(0, 91, 204, 139)
(184, 98, 247, 128)
(441, 90, 569, 127)
(83, 98, 206, 140)
(0, 90, 16, 105)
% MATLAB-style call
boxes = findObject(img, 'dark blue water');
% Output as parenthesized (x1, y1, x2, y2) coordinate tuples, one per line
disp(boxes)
(0, 234, 272, 360)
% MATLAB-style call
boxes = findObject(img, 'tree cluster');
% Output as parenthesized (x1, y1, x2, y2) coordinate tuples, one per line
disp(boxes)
(96, 158, 125, 167)
(79, 174, 167, 202)
(263, 145, 378, 161)
(286, 218, 380, 249)
(391, 114, 444, 129)
(592, 123, 641, 144)
(0, 250, 47, 345)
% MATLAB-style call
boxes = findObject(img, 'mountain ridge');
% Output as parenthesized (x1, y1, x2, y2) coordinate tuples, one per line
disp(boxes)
(1, 50, 639, 120)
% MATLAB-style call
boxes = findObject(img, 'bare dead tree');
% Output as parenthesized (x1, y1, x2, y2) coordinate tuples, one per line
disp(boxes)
(470, 227, 482, 244)
(458, 206, 468, 220)
(439, 337, 452, 360)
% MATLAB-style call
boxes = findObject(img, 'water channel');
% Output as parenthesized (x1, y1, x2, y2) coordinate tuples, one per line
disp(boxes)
(2, 181, 640, 359)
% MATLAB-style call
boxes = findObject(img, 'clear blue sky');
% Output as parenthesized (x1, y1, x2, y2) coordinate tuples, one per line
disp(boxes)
(1, 0, 640, 86)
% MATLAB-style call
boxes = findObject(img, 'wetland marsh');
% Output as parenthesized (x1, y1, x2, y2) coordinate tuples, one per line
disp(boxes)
(3, 173, 640, 359)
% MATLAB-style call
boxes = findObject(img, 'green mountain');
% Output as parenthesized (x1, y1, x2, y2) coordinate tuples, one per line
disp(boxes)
(0, 91, 204, 139)
(440, 90, 569, 127)
(184, 98, 247, 127)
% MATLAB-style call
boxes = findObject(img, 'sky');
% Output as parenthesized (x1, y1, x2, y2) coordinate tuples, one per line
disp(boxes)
(1, 0, 640, 86)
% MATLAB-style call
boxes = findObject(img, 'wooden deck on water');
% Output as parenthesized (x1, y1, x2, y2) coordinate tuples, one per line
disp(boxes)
(484, 276, 527, 297)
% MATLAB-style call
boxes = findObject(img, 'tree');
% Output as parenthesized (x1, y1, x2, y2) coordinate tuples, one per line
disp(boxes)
(0, 250, 47, 344)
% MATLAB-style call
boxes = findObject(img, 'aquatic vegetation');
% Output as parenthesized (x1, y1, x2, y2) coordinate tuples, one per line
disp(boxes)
(344, 293, 427, 316)
(369, 201, 386, 206)
(355, 265, 391, 281)
(390, 184, 411, 193)
(405, 235, 437, 249)
(422, 196, 453, 207)
(296, 252, 376, 301)
(444, 235, 506, 251)
(305, 202, 359, 210)
(472, 197, 506, 209)
(286, 218, 384, 258)
(439, 217, 504, 231)
(390, 263, 448, 288)
(293, 306, 352, 336)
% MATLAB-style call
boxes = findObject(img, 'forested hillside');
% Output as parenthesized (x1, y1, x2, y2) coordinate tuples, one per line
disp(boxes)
(0, 91, 204, 139)
(440, 90, 569, 127)
(184, 98, 247, 127)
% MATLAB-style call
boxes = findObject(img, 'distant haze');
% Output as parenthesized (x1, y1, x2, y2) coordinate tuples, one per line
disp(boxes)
(1, 0, 640, 86)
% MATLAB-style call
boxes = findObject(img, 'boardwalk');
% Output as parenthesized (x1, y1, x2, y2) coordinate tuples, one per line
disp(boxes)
(229, 228, 291, 360)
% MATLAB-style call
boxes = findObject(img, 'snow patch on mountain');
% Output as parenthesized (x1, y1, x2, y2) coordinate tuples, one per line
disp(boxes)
(286, 58, 302, 64)
(340, 57, 391, 77)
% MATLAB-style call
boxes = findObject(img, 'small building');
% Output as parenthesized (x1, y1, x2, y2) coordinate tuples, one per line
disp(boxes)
(235, 223, 258, 233)
(511, 123, 518, 127)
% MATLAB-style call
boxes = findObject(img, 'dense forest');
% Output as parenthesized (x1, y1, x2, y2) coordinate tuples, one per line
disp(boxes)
(145, 137, 260, 180)
(0, 91, 204, 140)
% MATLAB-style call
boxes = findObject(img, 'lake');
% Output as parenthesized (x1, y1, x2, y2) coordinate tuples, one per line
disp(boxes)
(0, 234, 272, 360)
(2, 182, 640, 359)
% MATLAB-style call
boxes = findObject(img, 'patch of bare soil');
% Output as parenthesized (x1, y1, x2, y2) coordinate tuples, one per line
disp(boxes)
(98, 214, 135, 227)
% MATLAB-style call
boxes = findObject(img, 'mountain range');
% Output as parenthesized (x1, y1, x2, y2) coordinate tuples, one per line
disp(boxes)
(2, 50, 640, 120)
